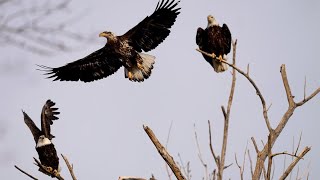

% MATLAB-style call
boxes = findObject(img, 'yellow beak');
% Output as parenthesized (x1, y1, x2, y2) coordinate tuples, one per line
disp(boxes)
(99, 32, 107, 37)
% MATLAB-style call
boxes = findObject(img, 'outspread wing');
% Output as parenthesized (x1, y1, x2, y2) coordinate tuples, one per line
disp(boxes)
(121, 0, 180, 52)
(222, 24, 232, 54)
(39, 45, 123, 82)
(23, 111, 41, 143)
(196, 27, 205, 46)
(41, 99, 60, 139)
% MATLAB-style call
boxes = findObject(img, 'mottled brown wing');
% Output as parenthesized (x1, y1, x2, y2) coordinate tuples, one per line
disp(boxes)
(41, 99, 60, 139)
(121, 0, 180, 52)
(39, 45, 123, 82)
(23, 111, 41, 143)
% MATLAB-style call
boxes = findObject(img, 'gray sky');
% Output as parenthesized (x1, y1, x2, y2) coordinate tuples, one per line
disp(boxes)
(1, 0, 319, 179)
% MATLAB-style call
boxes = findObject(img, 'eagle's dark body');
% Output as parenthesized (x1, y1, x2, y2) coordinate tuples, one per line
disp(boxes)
(36, 143, 59, 171)
(40, 0, 181, 82)
(196, 15, 232, 72)
(23, 100, 60, 173)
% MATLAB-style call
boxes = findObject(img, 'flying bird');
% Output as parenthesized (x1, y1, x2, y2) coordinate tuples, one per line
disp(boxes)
(196, 15, 232, 73)
(39, 0, 181, 82)
(22, 99, 60, 176)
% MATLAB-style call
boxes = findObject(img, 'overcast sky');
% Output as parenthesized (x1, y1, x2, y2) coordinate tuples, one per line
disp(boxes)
(1, 0, 319, 179)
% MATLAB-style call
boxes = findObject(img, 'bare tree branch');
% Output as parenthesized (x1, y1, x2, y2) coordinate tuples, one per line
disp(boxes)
(61, 154, 77, 180)
(143, 125, 186, 180)
(194, 124, 208, 180)
(165, 121, 174, 180)
(247, 150, 254, 178)
(208, 120, 219, 166)
(14, 165, 38, 180)
(33, 157, 64, 180)
(279, 147, 311, 180)
(217, 39, 237, 180)
(196, 48, 273, 133)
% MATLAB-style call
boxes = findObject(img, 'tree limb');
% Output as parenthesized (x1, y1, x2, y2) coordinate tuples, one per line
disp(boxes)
(279, 146, 311, 180)
(14, 165, 38, 180)
(61, 154, 77, 180)
(33, 157, 64, 180)
(196, 48, 273, 133)
(143, 125, 186, 180)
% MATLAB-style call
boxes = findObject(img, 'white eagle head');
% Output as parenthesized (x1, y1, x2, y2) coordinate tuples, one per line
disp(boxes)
(99, 31, 117, 42)
(207, 15, 219, 27)
(36, 135, 52, 148)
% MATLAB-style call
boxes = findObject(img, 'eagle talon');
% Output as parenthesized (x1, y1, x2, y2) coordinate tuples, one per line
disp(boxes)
(52, 169, 60, 177)
(128, 71, 133, 80)
(211, 53, 217, 59)
(217, 55, 224, 62)
(47, 166, 53, 173)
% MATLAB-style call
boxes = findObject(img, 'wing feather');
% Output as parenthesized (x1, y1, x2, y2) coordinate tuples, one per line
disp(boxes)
(121, 0, 180, 52)
(39, 45, 122, 82)
(23, 111, 41, 143)
(41, 99, 60, 139)
(222, 24, 232, 54)
(196, 27, 205, 46)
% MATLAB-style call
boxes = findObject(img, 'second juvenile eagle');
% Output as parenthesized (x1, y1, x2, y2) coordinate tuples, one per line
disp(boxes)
(40, 0, 181, 82)
(196, 15, 232, 73)
(23, 100, 60, 175)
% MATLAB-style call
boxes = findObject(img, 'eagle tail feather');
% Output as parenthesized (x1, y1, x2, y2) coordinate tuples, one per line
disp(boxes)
(125, 53, 155, 82)
(212, 56, 228, 73)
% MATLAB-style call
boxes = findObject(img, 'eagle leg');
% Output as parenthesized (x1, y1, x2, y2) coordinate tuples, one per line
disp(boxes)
(52, 169, 60, 177)
(128, 71, 133, 80)
(211, 52, 217, 59)
(217, 55, 223, 62)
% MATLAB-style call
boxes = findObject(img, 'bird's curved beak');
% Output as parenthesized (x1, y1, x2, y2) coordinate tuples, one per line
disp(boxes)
(99, 32, 107, 37)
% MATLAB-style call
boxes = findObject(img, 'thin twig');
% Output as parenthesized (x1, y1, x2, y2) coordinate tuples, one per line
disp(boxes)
(208, 120, 219, 166)
(296, 87, 320, 106)
(295, 132, 302, 155)
(194, 124, 208, 180)
(178, 154, 191, 180)
(271, 152, 304, 159)
(247, 150, 254, 178)
(304, 76, 307, 101)
(165, 121, 174, 180)
(14, 165, 38, 180)
(143, 125, 186, 180)
(251, 137, 259, 153)
(235, 154, 243, 180)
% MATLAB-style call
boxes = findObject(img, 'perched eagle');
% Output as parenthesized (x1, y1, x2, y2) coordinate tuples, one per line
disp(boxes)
(196, 15, 232, 73)
(22, 99, 60, 175)
(39, 0, 181, 82)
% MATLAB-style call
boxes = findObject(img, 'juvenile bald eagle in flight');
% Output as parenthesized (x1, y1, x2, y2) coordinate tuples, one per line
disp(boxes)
(39, 0, 180, 82)
(23, 100, 60, 176)
(196, 15, 231, 73)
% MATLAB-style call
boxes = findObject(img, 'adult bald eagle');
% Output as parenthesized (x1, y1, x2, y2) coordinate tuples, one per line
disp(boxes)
(23, 100, 60, 175)
(196, 15, 232, 73)
(39, 0, 180, 82)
